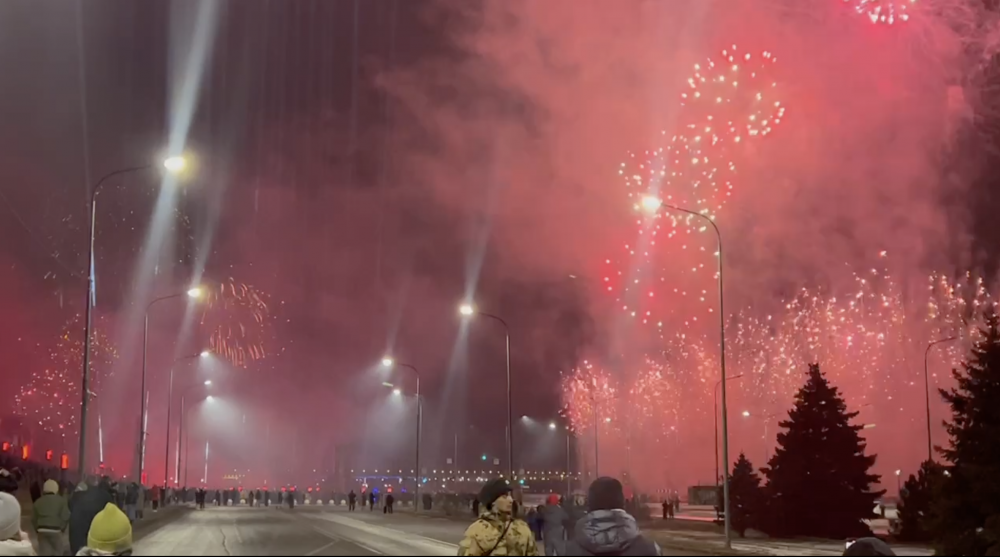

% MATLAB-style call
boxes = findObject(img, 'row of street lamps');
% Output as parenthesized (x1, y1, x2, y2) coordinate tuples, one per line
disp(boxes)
(380, 303, 512, 513)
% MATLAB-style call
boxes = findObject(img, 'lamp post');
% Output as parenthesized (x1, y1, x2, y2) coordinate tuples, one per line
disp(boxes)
(140, 286, 202, 482)
(741, 410, 779, 463)
(715, 375, 743, 488)
(78, 156, 188, 479)
(382, 357, 422, 512)
(179, 381, 212, 487)
(924, 336, 957, 463)
(459, 304, 513, 481)
(164, 352, 209, 487)
(643, 195, 732, 548)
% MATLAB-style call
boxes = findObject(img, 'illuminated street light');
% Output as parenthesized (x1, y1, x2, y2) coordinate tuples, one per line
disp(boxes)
(163, 155, 188, 174)
(604, 417, 612, 423)
(641, 195, 663, 213)
(459, 302, 514, 481)
(206, 395, 214, 402)
(142, 288, 205, 483)
(204, 380, 212, 386)
(548, 422, 557, 430)
(742, 410, 751, 418)
(645, 194, 733, 548)
(377, 356, 423, 513)
(79, 155, 198, 479)
(199, 351, 210, 358)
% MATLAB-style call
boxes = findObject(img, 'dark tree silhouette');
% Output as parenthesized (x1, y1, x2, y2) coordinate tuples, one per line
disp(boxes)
(928, 309, 1000, 555)
(724, 453, 764, 537)
(897, 460, 945, 543)
(761, 363, 884, 539)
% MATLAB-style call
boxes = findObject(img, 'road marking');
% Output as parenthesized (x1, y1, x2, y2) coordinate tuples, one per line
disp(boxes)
(305, 540, 339, 556)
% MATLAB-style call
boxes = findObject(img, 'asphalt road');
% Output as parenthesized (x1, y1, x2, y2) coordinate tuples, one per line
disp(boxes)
(133, 505, 716, 555)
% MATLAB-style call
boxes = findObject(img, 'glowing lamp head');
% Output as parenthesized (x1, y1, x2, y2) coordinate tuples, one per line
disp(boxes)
(206, 395, 215, 402)
(204, 380, 212, 386)
(199, 350, 210, 358)
(392, 388, 402, 396)
(742, 411, 751, 418)
(187, 287, 203, 299)
(641, 195, 663, 213)
(895, 469, 901, 476)
(381, 357, 394, 368)
(548, 422, 557, 430)
(459, 304, 475, 316)
(163, 156, 188, 174)
(604, 417, 612, 423)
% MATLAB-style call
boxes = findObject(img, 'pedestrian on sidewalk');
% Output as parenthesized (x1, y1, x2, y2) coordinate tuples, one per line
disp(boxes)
(77, 504, 132, 557)
(348, 490, 356, 511)
(32, 480, 69, 556)
(384, 493, 394, 514)
(0, 492, 35, 556)
(564, 477, 661, 556)
(368, 491, 375, 512)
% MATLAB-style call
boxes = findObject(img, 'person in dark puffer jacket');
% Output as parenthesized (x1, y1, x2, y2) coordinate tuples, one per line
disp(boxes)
(564, 478, 660, 556)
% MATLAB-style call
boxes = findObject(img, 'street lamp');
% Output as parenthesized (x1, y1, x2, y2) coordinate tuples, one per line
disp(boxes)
(163, 156, 188, 174)
(924, 336, 957, 463)
(78, 155, 190, 478)
(381, 356, 422, 513)
(714, 375, 743, 494)
(645, 195, 733, 548)
(164, 351, 208, 487)
(140, 286, 203, 482)
(895, 469, 902, 494)
(459, 303, 513, 481)
(178, 380, 212, 487)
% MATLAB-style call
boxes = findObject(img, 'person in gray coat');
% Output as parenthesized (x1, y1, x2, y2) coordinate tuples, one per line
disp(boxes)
(540, 494, 568, 556)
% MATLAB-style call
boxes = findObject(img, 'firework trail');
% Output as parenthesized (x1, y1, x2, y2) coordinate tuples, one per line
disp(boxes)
(15, 314, 118, 442)
(607, 45, 785, 331)
(198, 278, 277, 368)
(843, 0, 917, 25)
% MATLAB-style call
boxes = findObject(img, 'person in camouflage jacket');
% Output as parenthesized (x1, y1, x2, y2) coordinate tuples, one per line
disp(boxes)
(459, 478, 537, 556)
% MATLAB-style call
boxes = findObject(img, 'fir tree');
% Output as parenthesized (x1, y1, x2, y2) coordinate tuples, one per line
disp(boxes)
(927, 309, 1000, 556)
(897, 460, 945, 543)
(727, 453, 764, 537)
(761, 363, 884, 539)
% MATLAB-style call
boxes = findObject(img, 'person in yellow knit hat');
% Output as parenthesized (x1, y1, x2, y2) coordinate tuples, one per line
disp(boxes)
(76, 504, 132, 556)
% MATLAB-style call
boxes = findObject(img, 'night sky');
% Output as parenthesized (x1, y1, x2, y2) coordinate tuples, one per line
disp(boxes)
(3, 0, 1000, 490)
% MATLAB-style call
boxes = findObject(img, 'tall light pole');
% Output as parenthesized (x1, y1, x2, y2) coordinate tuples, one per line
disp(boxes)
(924, 336, 957, 463)
(741, 410, 778, 463)
(459, 304, 513, 481)
(140, 286, 203, 482)
(78, 156, 188, 479)
(715, 375, 743, 489)
(382, 357, 422, 512)
(549, 421, 572, 497)
(643, 195, 732, 548)
(164, 352, 209, 487)
(179, 381, 212, 487)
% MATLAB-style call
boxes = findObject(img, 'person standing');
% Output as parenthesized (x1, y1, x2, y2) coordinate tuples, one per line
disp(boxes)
(248, 490, 255, 508)
(458, 478, 537, 556)
(0, 493, 34, 556)
(68, 480, 114, 556)
(255, 490, 262, 508)
(77, 504, 133, 557)
(123, 484, 138, 523)
(368, 491, 376, 512)
(564, 477, 661, 556)
(32, 480, 70, 556)
(287, 490, 295, 510)
(348, 490, 357, 512)
(540, 494, 568, 557)
(384, 493, 394, 514)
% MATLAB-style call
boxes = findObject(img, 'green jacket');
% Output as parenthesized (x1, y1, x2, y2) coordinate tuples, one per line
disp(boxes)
(458, 510, 537, 556)
(32, 493, 70, 531)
